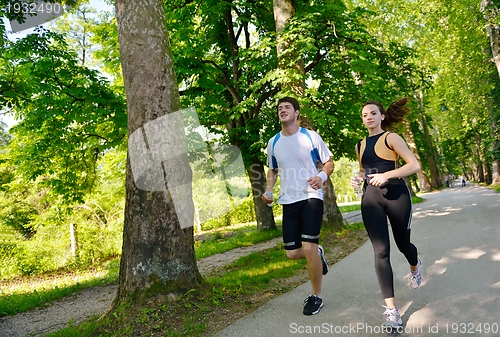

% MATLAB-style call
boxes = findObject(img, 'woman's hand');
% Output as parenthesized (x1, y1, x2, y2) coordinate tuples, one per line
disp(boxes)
(350, 176, 363, 188)
(367, 173, 389, 187)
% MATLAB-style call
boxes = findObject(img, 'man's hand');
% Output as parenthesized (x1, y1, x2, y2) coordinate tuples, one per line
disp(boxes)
(262, 191, 274, 204)
(307, 176, 323, 190)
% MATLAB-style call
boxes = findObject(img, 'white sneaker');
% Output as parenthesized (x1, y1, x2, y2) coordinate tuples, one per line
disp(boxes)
(382, 306, 402, 328)
(409, 259, 422, 289)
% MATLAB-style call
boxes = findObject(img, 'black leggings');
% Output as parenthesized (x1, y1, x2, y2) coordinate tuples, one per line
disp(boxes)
(361, 180, 418, 299)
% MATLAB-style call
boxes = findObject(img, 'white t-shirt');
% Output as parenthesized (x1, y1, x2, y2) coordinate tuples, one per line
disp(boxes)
(267, 127, 332, 204)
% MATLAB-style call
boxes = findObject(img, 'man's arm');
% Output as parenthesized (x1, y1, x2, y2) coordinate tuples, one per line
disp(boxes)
(308, 157, 334, 190)
(262, 168, 278, 204)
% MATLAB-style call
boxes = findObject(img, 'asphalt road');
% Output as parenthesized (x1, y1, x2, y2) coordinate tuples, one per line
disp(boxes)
(215, 183, 500, 337)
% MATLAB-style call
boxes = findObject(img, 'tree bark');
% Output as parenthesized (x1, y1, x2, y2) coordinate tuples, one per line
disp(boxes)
(249, 162, 276, 230)
(415, 92, 440, 189)
(475, 133, 486, 183)
(273, 0, 305, 96)
(402, 119, 431, 192)
(322, 177, 344, 230)
(273, 0, 343, 230)
(481, 0, 500, 77)
(113, 0, 203, 306)
(480, 0, 500, 184)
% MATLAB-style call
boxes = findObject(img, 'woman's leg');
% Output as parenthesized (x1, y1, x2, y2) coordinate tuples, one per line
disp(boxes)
(362, 186, 394, 299)
(386, 184, 418, 267)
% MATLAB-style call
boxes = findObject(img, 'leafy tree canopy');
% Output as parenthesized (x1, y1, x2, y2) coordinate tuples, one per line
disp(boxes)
(0, 27, 127, 204)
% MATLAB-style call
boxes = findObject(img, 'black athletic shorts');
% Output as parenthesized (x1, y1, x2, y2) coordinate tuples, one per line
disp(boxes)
(282, 198, 323, 250)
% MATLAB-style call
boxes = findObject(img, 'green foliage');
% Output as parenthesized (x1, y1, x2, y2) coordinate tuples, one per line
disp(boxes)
(200, 196, 257, 231)
(194, 224, 282, 259)
(0, 148, 125, 278)
(0, 230, 20, 278)
(207, 245, 306, 293)
(91, 15, 122, 85)
(48, 1, 99, 65)
(1, 27, 127, 204)
(0, 197, 37, 238)
(330, 157, 359, 203)
(347, 0, 500, 183)
(0, 258, 120, 317)
(165, 0, 420, 169)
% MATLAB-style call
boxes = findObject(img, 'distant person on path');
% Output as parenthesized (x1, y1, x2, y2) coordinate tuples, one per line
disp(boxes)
(351, 97, 422, 328)
(461, 175, 466, 187)
(444, 174, 449, 188)
(262, 96, 334, 315)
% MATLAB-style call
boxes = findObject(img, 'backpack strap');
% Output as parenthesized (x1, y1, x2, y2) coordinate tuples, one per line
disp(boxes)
(271, 132, 281, 168)
(299, 128, 321, 167)
(272, 128, 320, 168)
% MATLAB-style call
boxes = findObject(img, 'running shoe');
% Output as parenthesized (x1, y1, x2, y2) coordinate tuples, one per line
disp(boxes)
(382, 306, 402, 328)
(303, 294, 324, 315)
(409, 259, 422, 289)
(318, 245, 329, 275)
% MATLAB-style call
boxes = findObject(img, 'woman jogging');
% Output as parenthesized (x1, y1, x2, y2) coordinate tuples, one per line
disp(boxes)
(351, 97, 422, 328)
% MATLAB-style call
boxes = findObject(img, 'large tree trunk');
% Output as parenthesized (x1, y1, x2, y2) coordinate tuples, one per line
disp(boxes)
(475, 133, 486, 183)
(403, 176, 416, 197)
(113, 0, 203, 306)
(416, 93, 440, 189)
(481, 0, 500, 77)
(249, 162, 276, 230)
(220, 5, 277, 231)
(481, 0, 500, 184)
(273, 0, 342, 230)
(322, 178, 344, 230)
(492, 157, 500, 184)
(403, 118, 431, 192)
(273, 0, 305, 96)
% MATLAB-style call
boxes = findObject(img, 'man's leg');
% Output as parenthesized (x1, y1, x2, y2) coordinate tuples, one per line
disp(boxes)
(299, 198, 324, 296)
(302, 241, 322, 296)
(285, 243, 322, 296)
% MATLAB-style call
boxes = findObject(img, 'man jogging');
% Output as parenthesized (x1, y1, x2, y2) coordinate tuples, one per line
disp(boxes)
(262, 96, 334, 315)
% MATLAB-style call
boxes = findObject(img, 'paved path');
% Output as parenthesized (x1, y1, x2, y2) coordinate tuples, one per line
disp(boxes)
(216, 184, 500, 337)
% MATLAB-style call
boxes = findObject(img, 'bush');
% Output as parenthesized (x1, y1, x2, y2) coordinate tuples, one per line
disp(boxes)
(12, 239, 64, 276)
(200, 195, 283, 231)
(74, 220, 122, 266)
(201, 196, 256, 231)
(0, 243, 20, 278)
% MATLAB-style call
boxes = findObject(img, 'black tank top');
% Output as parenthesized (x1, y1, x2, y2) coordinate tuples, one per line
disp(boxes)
(358, 131, 398, 179)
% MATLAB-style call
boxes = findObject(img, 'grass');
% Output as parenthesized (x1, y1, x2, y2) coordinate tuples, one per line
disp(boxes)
(1, 221, 369, 337)
(0, 224, 287, 318)
(6, 200, 433, 322)
(0, 259, 120, 317)
(0, 203, 370, 336)
(194, 223, 283, 259)
(62, 223, 368, 337)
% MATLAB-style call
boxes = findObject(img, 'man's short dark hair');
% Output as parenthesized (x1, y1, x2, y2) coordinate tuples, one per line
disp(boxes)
(277, 96, 300, 113)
